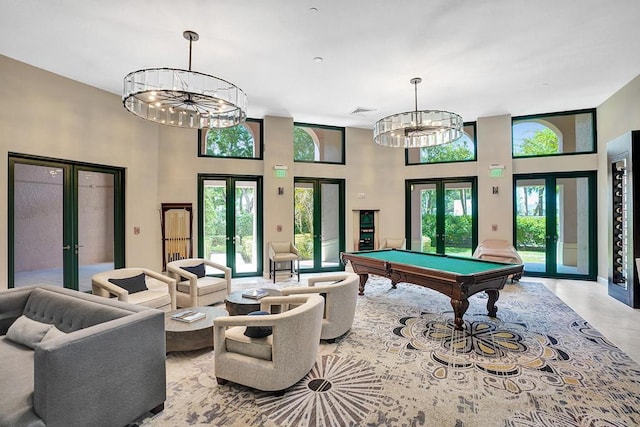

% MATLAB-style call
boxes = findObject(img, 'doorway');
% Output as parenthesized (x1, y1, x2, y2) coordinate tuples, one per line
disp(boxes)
(9, 155, 125, 292)
(513, 172, 596, 279)
(294, 178, 345, 273)
(199, 175, 263, 277)
(406, 178, 477, 256)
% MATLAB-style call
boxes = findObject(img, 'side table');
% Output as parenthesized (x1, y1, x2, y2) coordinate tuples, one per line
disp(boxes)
(224, 289, 282, 316)
(165, 306, 228, 352)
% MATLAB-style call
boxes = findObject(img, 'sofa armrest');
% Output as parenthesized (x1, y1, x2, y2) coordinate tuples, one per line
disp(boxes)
(33, 309, 166, 427)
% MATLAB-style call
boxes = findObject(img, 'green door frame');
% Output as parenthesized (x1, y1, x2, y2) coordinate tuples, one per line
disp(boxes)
(405, 177, 478, 254)
(8, 153, 125, 290)
(294, 177, 345, 273)
(197, 174, 263, 278)
(512, 171, 597, 280)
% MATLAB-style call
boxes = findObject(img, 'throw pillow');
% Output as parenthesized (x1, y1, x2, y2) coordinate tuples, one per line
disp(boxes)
(42, 325, 67, 342)
(6, 315, 53, 349)
(244, 311, 273, 338)
(108, 273, 148, 294)
(180, 263, 206, 281)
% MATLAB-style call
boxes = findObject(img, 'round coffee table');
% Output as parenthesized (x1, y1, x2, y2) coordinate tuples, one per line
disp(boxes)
(224, 289, 282, 316)
(165, 306, 228, 352)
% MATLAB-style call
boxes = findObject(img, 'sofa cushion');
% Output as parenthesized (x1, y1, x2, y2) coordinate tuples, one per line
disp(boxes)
(177, 276, 227, 295)
(42, 325, 66, 342)
(225, 326, 273, 361)
(5, 315, 53, 349)
(108, 273, 148, 294)
(244, 311, 273, 338)
(180, 263, 206, 280)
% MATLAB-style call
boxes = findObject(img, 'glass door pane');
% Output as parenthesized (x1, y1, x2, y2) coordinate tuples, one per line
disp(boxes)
(444, 182, 474, 257)
(203, 179, 228, 266)
(409, 183, 437, 253)
(555, 177, 591, 275)
(515, 178, 547, 273)
(234, 180, 258, 274)
(320, 182, 340, 268)
(13, 163, 67, 288)
(294, 182, 315, 270)
(77, 170, 115, 292)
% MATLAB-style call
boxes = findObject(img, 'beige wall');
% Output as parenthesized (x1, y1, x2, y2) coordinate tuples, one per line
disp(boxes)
(2, 53, 639, 288)
(596, 74, 640, 283)
(0, 55, 161, 290)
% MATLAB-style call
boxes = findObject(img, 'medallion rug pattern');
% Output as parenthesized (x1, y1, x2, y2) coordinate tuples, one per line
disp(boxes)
(141, 279, 640, 426)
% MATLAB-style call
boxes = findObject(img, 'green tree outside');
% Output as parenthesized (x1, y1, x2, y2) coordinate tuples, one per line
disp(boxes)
(205, 125, 254, 157)
(294, 127, 315, 161)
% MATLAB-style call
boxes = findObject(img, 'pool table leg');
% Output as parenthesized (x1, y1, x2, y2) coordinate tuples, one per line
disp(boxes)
(485, 290, 499, 317)
(450, 298, 469, 330)
(358, 273, 369, 295)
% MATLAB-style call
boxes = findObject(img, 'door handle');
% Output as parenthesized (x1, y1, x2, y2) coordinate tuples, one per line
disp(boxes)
(62, 245, 71, 250)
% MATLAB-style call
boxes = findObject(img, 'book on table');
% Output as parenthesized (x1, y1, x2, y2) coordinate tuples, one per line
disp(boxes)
(171, 310, 206, 323)
(242, 288, 269, 299)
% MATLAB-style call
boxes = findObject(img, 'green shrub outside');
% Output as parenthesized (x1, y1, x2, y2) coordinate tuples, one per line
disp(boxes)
(516, 216, 546, 250)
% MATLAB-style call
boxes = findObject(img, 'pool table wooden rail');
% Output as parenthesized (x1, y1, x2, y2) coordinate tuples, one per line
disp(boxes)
(341, 250, 524, 330)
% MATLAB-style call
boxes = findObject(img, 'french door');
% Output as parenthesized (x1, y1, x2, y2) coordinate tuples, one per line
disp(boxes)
(199, 175, 263, 277)
(406, 178, 477, 256)
(294, 178, 345, 273)
(9, 155, 125, 292)
(513, 172, 596, 279)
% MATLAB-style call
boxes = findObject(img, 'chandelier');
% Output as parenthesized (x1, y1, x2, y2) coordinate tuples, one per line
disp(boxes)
(123, 31, 247, 129)
(373, 77, 463, 148)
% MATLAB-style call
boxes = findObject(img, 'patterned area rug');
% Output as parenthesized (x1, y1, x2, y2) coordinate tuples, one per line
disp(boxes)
(141, 278, 640, 426)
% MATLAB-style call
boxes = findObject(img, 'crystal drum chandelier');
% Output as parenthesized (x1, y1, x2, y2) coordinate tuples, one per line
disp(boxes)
(123, 31, 247, 129)
(373, 77, 462, 148)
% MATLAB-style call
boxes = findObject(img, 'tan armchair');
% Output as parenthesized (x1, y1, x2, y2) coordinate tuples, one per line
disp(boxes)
(379, 237, 406, 249)
(281, 273, 359, 342)
(473, 239, 523, 281)
(166, 258, 231, 308)
(91, 267, 176, 311)
(268, 242, 300, 283)
(214, 294, 324, 393)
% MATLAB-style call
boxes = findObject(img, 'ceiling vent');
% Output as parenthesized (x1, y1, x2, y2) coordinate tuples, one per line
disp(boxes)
(350, 106, 376, 115)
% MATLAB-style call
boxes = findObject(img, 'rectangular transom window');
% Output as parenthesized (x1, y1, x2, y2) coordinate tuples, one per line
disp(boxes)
(406, 123, 477, 165)
(294, 123, 345, 164)
(512, 109, 596, 158)
(198, 118, 263, 159)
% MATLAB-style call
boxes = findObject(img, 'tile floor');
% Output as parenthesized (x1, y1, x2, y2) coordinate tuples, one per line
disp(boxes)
(536, 277, 640, 364)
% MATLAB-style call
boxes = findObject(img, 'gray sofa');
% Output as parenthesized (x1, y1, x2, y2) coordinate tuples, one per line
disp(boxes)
(0, 285, 166, 427)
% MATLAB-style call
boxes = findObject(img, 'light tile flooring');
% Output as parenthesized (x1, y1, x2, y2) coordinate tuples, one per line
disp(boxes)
(536, 277, 640, 364)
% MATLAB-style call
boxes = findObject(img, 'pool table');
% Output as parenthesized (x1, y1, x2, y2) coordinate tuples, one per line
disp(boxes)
(341, 249, 524, 330)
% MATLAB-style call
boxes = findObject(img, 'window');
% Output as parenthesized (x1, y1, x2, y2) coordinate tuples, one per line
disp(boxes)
(512, 109, 595, 158)
(198, 119, 263, 159)
(406, 123, 476, 165)
(294, 123, 345, 164)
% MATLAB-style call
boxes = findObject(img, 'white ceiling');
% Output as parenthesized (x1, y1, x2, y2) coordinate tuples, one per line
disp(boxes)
(1, 0, 639, 129)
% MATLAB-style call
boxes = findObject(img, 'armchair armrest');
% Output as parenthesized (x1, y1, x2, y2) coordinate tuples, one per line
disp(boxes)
(91, 278, 130, 302)
(143, 269, 177, 309)
(203, 260, 231, 278)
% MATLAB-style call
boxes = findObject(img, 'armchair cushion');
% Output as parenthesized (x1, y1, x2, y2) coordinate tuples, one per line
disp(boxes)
(108, 273, 148, 294)
(176, 276, 227, 296)
(225, 326, 273, 361)
(6, 315, 52, 349)
(244, 311, 273, 338)
(180, 263, 205, 280)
